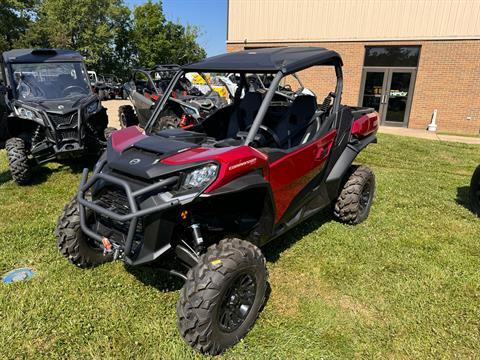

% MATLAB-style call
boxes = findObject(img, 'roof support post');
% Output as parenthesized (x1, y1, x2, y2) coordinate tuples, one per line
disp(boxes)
(145, 70, 184, 133)
(245, 71, 283, 145)
(333, 64, 343, 113)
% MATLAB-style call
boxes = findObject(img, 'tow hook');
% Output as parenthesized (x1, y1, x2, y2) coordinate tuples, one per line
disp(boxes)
(101, 237, 122, 260)
(102, 237, 112, 252)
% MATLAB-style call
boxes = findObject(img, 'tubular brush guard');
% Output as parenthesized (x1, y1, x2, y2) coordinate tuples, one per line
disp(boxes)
(76, 161, 180, 263)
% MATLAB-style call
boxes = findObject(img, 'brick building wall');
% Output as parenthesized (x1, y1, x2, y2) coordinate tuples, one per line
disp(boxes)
(227, 40, 480, 134)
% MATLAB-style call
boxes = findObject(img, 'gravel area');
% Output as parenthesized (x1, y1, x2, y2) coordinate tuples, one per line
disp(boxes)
(101, 99, 131, 129)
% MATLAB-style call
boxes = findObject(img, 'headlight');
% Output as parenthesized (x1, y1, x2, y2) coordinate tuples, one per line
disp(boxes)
(180, 164, 218, 192)
(14, 106, 43, 124)
(86, 100, 99, 114)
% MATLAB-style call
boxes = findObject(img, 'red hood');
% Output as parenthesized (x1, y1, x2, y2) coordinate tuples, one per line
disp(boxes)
(108, 127, 268, 190)
(162, 145, 268, 193)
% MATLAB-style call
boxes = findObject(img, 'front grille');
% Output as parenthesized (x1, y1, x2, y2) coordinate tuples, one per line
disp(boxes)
(48, 111, 78, 127)
(46, 111, 80, 143)
(96, 187, 131, 215)
(57, 130, 78, 141)
(94, 187, 144, 243)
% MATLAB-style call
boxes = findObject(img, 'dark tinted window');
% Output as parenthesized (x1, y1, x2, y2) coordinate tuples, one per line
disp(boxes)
(364, 46, 420, 67)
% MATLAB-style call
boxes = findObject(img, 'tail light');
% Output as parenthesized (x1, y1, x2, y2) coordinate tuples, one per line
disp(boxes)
(351, 112, 379, 138)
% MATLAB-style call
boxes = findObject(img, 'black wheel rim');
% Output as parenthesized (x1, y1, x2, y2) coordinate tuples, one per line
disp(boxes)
(359, 180, 372, 213)
(218, 272, 257, 332)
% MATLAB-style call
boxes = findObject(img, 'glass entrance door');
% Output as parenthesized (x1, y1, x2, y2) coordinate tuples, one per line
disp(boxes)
(360, 68, 416, 127)
(360, 71, 387, 113)
(383, 70, 415, 126)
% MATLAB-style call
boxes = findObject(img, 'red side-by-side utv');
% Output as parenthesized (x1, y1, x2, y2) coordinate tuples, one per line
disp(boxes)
(56, 47, 379, 355)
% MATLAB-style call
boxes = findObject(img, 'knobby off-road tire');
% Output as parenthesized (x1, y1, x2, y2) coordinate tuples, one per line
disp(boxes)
(5, 137, 31, 185)
(334, 165, 375, 225)
(56, 198, 113, 268)
(118, 105, 138, 128)
(177, 238, 268, 355)
(469, 165, 480, 216)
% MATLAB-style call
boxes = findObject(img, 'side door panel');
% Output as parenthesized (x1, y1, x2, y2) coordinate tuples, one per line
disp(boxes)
(268, 130, 337, 223)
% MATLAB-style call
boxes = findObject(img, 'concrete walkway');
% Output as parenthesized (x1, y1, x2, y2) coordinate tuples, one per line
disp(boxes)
(378, 126, 480, 145)
(103, 99, 130, 129)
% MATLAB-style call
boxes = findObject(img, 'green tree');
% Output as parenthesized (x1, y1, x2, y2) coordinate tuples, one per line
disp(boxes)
(21, 0, 133, 76)
(8, 0, 207, 77)
(0, 0, 37, 53)
(132, 0, 206, 67)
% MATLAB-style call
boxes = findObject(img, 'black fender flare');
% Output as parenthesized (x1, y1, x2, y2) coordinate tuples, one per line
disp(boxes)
(325, 133, 377, 199)
(203, 170, 276, 246)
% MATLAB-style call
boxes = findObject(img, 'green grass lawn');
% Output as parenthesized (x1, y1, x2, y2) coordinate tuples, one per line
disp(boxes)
(1, 133, 479, 359)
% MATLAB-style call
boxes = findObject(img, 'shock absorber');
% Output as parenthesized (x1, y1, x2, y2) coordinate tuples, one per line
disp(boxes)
(31, 125, 43, 145)
(190, 223, 205, 252)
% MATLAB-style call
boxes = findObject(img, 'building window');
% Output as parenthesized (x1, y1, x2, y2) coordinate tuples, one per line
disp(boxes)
(364, 46, 420, 67)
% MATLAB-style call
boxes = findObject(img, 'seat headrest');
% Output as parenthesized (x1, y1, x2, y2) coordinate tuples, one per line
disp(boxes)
(290, 95, 317, 110)
(239, 92, 263, 109)
(289, 95, 317, 123)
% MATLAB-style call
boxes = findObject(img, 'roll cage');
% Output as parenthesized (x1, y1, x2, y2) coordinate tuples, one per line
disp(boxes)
(130, 66, 216, 97)
(145, 47, 344, 146)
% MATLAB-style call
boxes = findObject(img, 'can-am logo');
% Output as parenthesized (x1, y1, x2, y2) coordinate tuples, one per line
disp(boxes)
(129, 158, 141, 165)
(228, 158, 257, 171)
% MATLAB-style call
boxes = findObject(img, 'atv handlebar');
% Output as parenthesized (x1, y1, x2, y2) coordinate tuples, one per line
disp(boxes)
(77, 164, 179, 257)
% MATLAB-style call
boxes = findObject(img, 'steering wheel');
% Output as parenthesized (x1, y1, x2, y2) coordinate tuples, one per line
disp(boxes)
(62, 86, 86, 96)
(246, 124, 282, 148)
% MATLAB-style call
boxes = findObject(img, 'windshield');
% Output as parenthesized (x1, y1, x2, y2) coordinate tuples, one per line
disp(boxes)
(11, 62, 91, 101)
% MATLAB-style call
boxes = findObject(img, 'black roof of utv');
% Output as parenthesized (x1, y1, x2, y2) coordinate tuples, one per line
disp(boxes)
(2, 49, 84, 64)
(182, 47, 343, 74)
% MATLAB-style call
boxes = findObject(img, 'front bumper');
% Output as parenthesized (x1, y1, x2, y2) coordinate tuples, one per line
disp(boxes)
(77, 160, 180, 265)
(32, 109, 106, 163)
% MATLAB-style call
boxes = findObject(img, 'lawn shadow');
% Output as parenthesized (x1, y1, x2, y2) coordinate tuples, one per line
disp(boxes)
(0, 156, 98, 186)
(0, 164, 56, 186)
(63, 156, 98, 174)
(0, 170, 11, 185)
(126, 265, 185, 292)
(456, 185, 471, 212)
(126, 263, 273, 315)
(262, 208, 333, 263)
(124, 209, 331, 305)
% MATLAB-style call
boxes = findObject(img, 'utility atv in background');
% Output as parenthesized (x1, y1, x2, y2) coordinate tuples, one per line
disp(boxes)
(0, 49, 108, 184)
(88, 71, 109, 101)
(103, 74, 126, 100)
(56, 47, 379, 355)
(121, 64, 227, 129)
